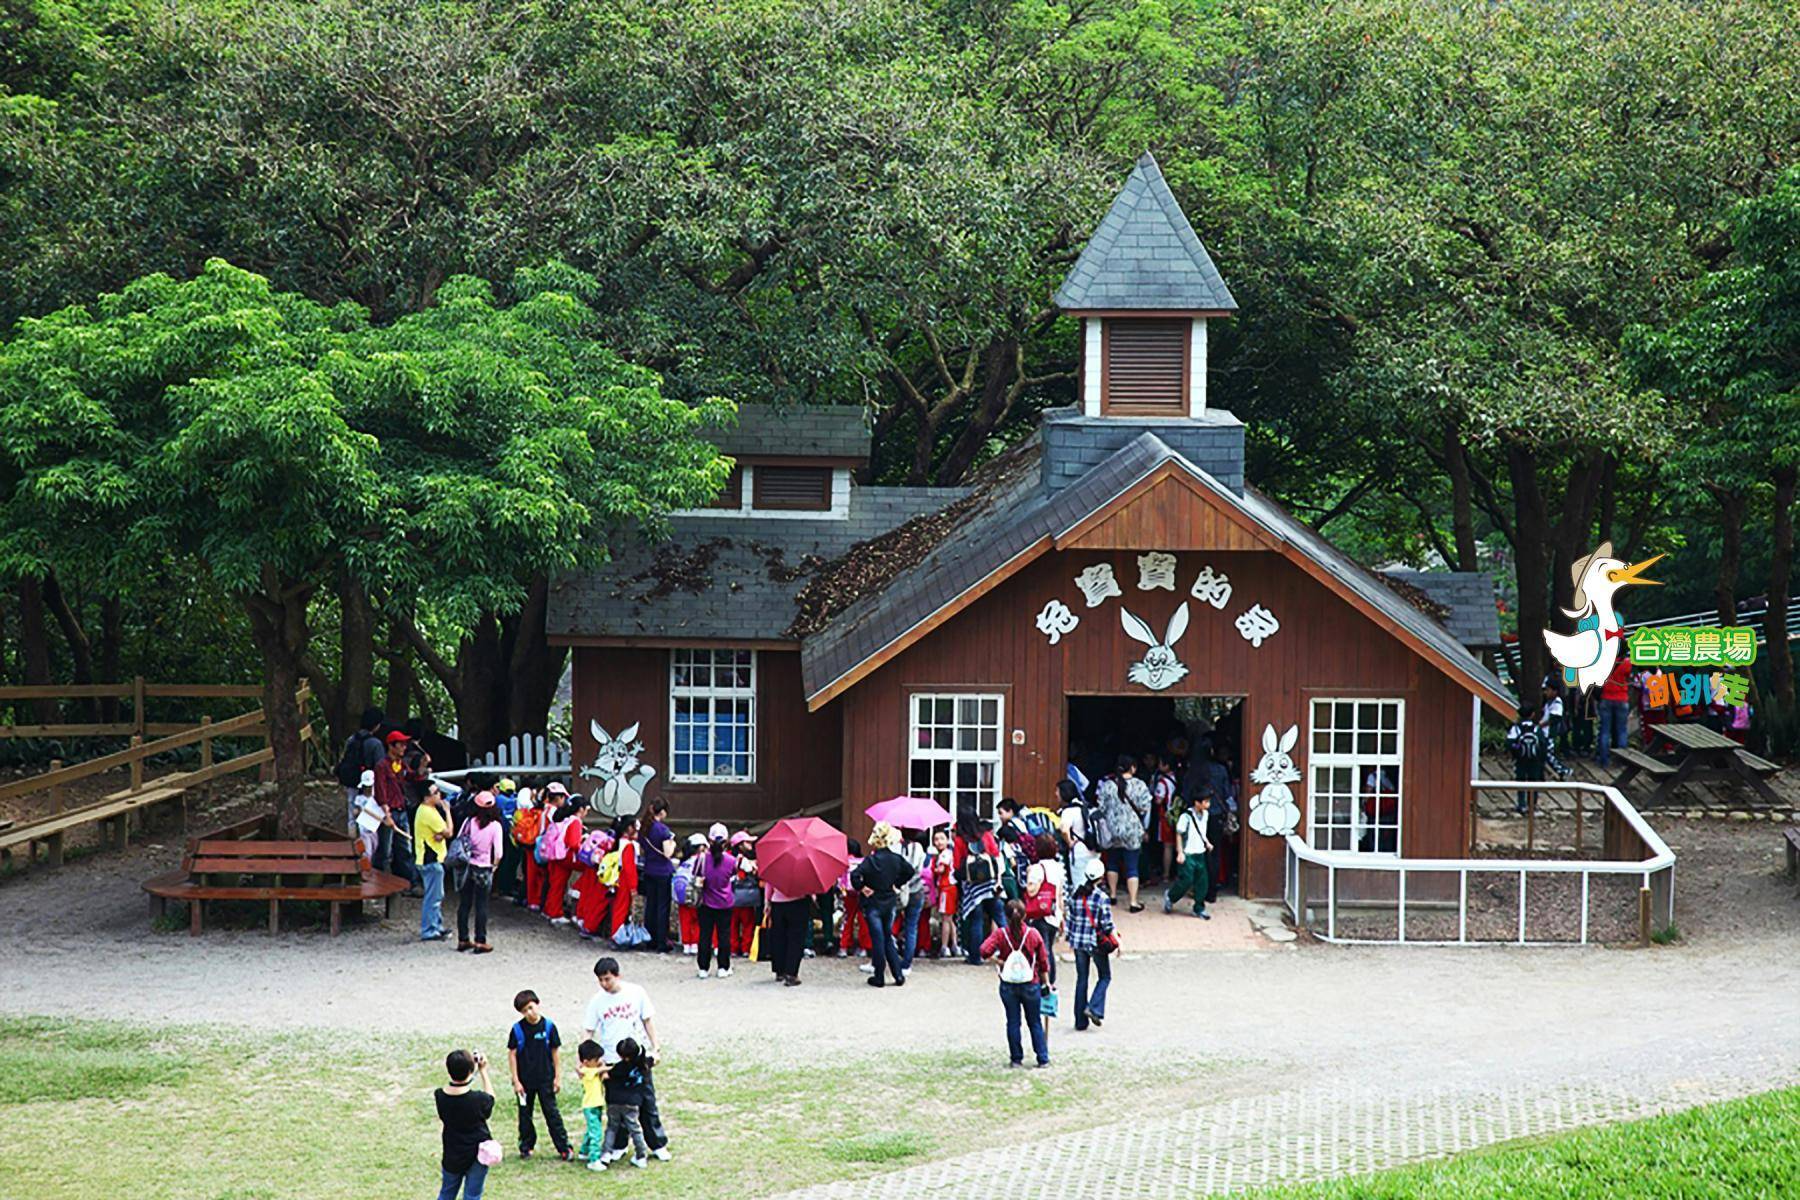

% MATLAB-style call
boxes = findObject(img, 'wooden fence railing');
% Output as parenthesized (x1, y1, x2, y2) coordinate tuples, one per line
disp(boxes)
(0, 687, 314, 871)
(0, 678, 264, 739)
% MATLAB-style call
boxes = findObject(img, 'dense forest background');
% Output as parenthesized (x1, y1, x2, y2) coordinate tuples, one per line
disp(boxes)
(2, 0, 1796, 765)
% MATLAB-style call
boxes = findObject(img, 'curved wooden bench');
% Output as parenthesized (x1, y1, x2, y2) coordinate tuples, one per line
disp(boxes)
(143, 831, 408, 935)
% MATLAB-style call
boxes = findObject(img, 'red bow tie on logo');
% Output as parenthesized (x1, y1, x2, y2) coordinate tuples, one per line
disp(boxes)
(1604, 627, 1626, 641)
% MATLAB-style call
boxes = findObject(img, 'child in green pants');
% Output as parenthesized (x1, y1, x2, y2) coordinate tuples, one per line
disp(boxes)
(577, 1040, 610, 1171)
(1164, 796, 1212, 919)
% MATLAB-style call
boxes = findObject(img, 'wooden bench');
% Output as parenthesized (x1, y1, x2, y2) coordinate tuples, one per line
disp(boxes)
(143, 817, 408, 935)
(1609, 746, 1677, 792)
(1785, 826, 1800, 883)
(1736, 749, 1781, 777)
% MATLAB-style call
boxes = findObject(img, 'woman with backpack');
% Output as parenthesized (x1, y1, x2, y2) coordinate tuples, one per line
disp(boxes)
(978, 898, 1051, 1068)
(542, 799, 585, 926)
(953, 808, 1004, 966)
(453, 791, 506, 954)
(693, 823, 738, 979)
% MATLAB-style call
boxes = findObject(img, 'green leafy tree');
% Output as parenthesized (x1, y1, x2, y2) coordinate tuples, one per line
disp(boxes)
(0, 260, 730, 830)
(1627, 168, 1800, 704)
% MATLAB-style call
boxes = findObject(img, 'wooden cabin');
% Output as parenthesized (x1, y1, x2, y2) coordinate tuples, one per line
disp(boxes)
(547, 153, 1513, 900)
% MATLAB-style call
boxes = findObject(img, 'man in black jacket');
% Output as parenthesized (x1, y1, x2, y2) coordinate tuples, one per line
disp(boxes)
(339, 707, 386, 832)
(850, 822, 917, 989)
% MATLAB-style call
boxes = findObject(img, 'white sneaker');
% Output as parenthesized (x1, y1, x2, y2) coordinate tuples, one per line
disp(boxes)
(696, 968, 709, 979)
(683, 944, 696, 955)
(631, 1157, 649, 1169)
(858, 963, 875, 974)
(650, 1147, 671, 1162)
(717, 967, 732, 978)
(803, 947, 816, 958)
(586, 1160, 607, 1172)
(603, 1148, 628, 1164)
(549, 917, 571, 927)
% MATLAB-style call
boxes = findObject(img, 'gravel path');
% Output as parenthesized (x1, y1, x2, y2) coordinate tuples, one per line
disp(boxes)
(2, 785, 1797, 1196)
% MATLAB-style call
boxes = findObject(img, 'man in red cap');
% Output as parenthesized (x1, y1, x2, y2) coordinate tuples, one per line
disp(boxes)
(376, 730, 418, 890)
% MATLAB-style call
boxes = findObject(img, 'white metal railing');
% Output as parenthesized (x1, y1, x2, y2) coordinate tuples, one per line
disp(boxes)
(1282, 779, 1676, 946)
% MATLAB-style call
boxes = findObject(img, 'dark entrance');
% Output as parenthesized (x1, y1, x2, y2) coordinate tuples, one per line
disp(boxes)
(1065, 694, 1246, 892)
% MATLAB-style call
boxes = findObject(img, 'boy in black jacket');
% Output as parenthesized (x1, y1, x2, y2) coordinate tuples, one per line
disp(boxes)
(506, 989, 571, 1160)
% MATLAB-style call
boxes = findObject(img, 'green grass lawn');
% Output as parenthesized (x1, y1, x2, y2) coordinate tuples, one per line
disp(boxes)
(1240, 1086, 1800, 1199)
(0, 1016, 1128, 1199)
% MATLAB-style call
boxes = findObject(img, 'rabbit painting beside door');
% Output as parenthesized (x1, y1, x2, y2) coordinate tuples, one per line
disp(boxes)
(1247, 723, 1302, 837)
(1121, 602, 1190, 691)
(580, 720, 657, 818)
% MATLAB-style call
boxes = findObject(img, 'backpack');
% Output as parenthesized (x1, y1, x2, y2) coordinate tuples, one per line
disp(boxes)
(961, 841, 996, 887)
(575, 829, 607, 868)
(512, 804, 544, 848)
(596, 849, 623, 888)
(536, 816, 570, 865)
(1019, 807, 1057, 842)
(334, 731, 373, 788)
(1512, 722, 1548, 770)
(998, 927, 1034, 985)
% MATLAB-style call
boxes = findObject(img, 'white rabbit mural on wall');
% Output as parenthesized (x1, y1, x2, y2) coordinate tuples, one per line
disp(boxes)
(1247, 723, 1303, 837)
(1120, 602, 1190, 691)
(579, 720, 657, 819)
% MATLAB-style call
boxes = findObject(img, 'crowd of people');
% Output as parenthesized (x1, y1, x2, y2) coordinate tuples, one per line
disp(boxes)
(345, 710, 1246, 1139)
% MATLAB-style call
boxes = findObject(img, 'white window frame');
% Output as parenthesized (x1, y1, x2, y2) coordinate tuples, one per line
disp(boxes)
(1306, 697, 1405, 856)
(906, 693, 1005, 821)
(669, 649, 757, 783)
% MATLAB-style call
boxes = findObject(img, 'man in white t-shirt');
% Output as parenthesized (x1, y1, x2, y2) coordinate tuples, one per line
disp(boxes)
(580, 957, 669, 1160)
(1163, 796, 1212, 919)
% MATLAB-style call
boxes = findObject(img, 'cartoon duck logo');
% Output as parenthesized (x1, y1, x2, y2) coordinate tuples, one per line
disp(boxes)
(1542, 541, 1664, 691)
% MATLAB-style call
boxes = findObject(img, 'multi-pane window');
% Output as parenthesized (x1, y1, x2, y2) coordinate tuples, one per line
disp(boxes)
(1308, 698, 1404, 854)
(908, 694, 1003, 820)
(670, 649, 755, 782)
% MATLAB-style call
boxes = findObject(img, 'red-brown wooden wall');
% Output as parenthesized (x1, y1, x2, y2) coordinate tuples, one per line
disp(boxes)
(834, 548, 1483, 898)
(569, 647, 841, 828)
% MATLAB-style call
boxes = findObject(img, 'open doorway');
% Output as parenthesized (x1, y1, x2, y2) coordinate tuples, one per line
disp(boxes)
(1065, 695, 1244, 893)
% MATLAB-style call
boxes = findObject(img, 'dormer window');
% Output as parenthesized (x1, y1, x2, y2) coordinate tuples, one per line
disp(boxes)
(1102, 318, 1189, 416)
(752, 464, 833, 511)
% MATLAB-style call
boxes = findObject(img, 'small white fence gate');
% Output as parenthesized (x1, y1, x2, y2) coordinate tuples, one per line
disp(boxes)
(431, 733, 572, 783)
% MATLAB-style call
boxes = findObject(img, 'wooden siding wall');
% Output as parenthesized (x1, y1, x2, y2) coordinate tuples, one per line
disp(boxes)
(570, 647, 840, 826)
(837, 549, 1477, 899)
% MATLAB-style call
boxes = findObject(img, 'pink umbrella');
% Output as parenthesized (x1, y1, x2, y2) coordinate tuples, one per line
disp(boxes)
(864, 794, 954, 831)
(756, 817, 850, 898)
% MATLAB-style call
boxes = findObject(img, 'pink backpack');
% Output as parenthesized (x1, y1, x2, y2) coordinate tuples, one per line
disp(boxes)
(537, 816, 572, 864)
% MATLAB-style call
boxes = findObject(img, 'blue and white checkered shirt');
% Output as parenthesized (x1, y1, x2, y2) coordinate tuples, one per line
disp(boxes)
(1064, 888, 1114, 953)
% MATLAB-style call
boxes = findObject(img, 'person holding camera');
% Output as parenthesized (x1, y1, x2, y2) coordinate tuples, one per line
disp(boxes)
(435, 1047, 498, 1200)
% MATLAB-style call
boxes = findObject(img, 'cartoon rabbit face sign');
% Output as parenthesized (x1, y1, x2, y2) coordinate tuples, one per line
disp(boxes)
(579, 720, 658, 819)
(1121, 602, 1190, 691)
(1247, 723, 1303, 838)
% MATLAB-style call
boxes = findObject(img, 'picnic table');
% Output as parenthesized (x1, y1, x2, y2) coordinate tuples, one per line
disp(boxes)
(1609, 721, 1784, 809)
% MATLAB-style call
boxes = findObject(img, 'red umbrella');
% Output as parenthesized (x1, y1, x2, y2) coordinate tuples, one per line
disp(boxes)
(756, 816, 849, 898)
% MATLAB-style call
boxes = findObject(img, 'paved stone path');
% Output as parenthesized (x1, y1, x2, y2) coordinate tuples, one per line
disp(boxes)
(780, 1030, 1800, 1199)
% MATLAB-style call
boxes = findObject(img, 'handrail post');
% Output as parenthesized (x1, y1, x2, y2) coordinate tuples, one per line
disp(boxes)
(1526, 793, 1535, 853)
(132, 675, 146, 743)
(129, 734, 143, 793)
(200, 717, 214, 808)
(49, 758, 63, 812)
(1638, 884, 1652, 948)
(1573, 792, 1583, 854)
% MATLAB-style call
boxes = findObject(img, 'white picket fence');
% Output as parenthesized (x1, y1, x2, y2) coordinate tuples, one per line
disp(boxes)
(432, 733, 572, 782)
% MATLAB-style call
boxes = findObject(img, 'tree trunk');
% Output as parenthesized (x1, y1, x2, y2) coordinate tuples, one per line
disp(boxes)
(333, 573, 375, 744)
(454, 616, 510, 757)
(503, 578, 567, 740)
(934, 338, 1021, 486)
(16, 579, 57, 724)
(241, 576, 315, 838)
(1444, 424, 1479, 571)
(99, 596, 123, 722)
(1766, 466, 1797, 707)
(1597, 455, 1618, 549)
(41, 571, 98, 721)
(1547, 453, 1608, 629)
(1506, 441, 1551, 698)
(384, 651, 414, 727)
(1708, 487, 1745, 631)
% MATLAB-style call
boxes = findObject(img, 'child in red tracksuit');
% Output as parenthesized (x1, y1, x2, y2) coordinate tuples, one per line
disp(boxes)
(544, 803, 583, 925)
(729, 837, 759, 955)
(515, 790, 548, 912)
(573, 829, 613, 938)
(838, 842, 869, 956)
(677, 834, 703, 954)
(607, 816, 640, 938)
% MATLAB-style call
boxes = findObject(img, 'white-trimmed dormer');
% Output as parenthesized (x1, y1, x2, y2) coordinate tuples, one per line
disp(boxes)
(673, 404, 868, 521)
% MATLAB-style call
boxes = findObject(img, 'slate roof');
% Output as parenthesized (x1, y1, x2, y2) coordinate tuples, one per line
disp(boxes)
(1379, 570, 1504, 650)
(1053, 152, 1238, 313)
(546, 487, 967, 642)
(711, 403, 870, 460)
(798, 434, 1513, 711)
